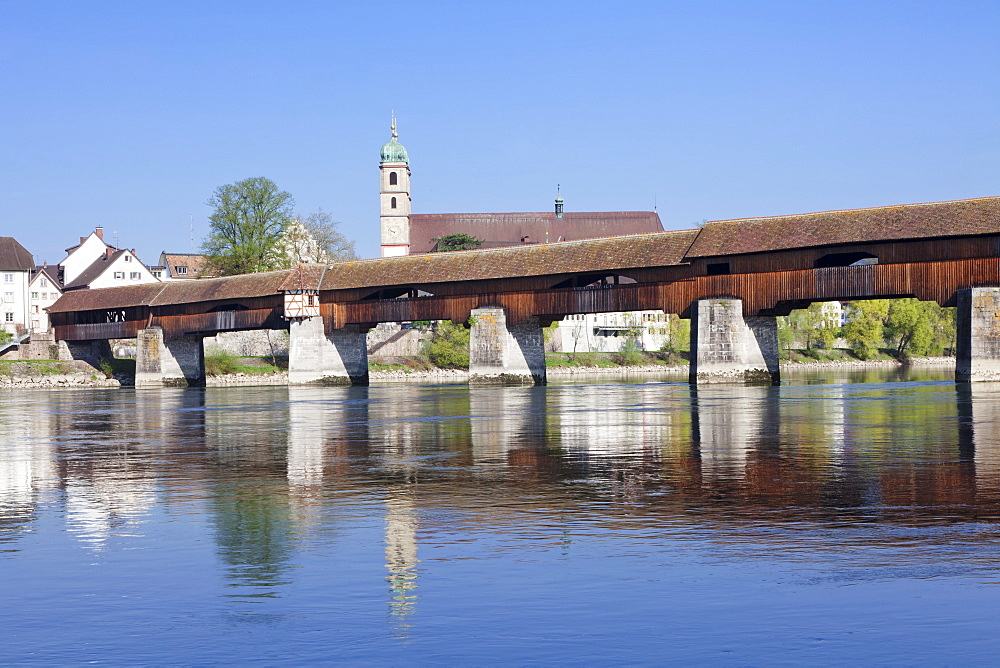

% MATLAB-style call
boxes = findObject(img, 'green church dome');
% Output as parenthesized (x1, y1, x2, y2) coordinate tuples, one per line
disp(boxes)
(380, 115, 409, 164)
(380, 137, 409, 164)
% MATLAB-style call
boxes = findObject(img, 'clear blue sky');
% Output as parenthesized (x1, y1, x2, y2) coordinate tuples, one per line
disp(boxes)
(3, 1, 998, 264)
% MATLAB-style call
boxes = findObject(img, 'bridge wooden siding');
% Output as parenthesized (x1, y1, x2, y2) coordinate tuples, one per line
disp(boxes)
(47, 197, 1000, 342)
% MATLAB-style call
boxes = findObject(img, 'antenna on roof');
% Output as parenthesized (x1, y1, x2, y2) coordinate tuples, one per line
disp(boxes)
(189, 213, 194, 252)
(654, 192, 657, 212)
(113, 231, 119, 249)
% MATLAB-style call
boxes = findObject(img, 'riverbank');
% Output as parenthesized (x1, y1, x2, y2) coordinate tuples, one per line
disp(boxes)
(0, 360, 120, 388)
(0, 355, 959, 388)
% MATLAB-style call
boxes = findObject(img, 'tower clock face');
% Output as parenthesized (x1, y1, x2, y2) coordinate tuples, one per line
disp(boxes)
(388, 225, 401, 238)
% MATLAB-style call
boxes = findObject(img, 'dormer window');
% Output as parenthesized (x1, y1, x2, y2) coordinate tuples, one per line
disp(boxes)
(175, 266, 188, 275)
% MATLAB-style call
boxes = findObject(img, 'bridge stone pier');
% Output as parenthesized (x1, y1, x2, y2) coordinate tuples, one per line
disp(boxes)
(135, 327, 205, 388)
(689, 298, 780, 385)
(957, 288, 1000, 382)
(469, 307, 546, 385)
(288, 316, 369, 385)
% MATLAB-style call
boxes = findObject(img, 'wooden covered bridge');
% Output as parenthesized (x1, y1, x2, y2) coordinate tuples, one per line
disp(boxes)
(48, 196, 1000, 386)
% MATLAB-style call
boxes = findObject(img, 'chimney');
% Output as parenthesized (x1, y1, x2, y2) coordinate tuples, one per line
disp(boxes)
(95, 226, 104, 241)
(521, 235, 531, 244)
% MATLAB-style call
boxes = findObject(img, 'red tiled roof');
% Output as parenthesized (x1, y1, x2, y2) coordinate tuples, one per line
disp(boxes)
(688, 196, 1000, 258)
(408, 211, 663, 254)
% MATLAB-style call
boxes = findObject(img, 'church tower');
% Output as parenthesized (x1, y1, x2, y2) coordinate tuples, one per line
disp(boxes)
(380, 115, 411, 257)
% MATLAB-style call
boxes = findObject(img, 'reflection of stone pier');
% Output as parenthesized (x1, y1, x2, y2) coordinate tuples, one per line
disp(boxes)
(958, 383, 1000, 503)
(691, 385, 778, 480)
(468, 387, 546, 467)
(385, 490, 419, 633)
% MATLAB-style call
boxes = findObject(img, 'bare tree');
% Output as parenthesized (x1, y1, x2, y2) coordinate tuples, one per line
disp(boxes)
(297, 209, 358, 263)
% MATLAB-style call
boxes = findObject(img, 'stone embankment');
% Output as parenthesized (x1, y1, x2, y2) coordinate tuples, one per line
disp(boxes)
(547, 364, 686, 376)
(206, 372, 289, 386)
(369, 368, 470, 382)
(782, 356, 954, 369)
(0, 373, 120, 389)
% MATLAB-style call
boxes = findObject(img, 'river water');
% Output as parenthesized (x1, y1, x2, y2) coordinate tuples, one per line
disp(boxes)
(5, 367, 1000, 664)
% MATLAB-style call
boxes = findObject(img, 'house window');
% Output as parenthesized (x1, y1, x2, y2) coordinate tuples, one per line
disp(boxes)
(389, 171, 398, 186)
(175, 266, 188, 275)
(391, 197, 397, 209)
(124, 255, 132, 262)
(31, 292, 38, 299)
(40, 278, 48, 288)
(130, 272, 140, 280)
(151, 271, 161, 278)
(4, 313, 12, 322)
(3, 292, 12, 303)
(32, 305, 38, 314)
(3, 274, 12, 283)
(114, 271, 125, 279)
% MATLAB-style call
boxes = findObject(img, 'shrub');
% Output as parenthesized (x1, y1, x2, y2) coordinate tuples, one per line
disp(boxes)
(424, 321, 470, 369)
(204, 347, 239, 376)
(612, 338, 644, 366)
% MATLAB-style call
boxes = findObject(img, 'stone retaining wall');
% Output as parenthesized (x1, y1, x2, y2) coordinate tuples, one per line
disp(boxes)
(0, 373, 120, 389)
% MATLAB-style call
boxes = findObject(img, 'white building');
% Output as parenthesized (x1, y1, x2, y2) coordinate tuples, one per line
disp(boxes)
(0, 238, 34, 339)
(63, 248, 159, 290)
(556, 311, 675, 354)
(28, 265, 62, 333)
(56, 227, 159, 292)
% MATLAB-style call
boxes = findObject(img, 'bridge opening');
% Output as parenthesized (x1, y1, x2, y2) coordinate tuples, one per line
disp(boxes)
(814, 252, 878, 268)
(551, 274, 637, 289)
(361, 287, 433, 301)
(208, 304, 250, 312)
(706, 263, 730, 276)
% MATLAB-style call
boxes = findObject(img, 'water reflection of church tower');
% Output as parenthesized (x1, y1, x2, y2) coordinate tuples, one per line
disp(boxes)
(385, 489, 419, 631)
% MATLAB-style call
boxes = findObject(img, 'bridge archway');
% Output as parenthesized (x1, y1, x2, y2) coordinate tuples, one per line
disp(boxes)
(550, 273, 638, 289)
(361, 287, 434, 301)
(814, 252, 878, 268)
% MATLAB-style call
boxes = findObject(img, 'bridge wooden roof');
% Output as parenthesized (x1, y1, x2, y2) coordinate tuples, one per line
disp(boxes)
(48, 270, 294, 313)
(688, 196, 1000, 258)
(305, 229, 699, 291)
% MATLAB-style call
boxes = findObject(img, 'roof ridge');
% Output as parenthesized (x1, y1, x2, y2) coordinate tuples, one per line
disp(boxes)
(706, 195, 1000, 225)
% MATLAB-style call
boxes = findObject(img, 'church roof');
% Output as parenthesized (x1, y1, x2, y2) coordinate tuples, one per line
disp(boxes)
(408, 211, 664, 254)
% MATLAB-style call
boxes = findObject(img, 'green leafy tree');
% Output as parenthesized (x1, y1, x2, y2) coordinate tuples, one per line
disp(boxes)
(786, 302, 839, 351)
(777, 316, 795, 357)
(203, 177, 295, 275)
(425, 320, 470, 369)
(843, 299, 890, 359)
(885, 299, 956, 357)
(430, 233, 483, 252)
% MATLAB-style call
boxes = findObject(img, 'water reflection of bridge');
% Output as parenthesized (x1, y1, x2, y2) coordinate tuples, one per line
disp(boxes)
(5, 382, 1000, 612)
